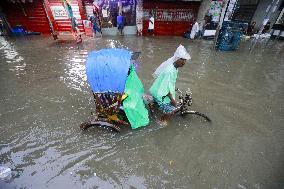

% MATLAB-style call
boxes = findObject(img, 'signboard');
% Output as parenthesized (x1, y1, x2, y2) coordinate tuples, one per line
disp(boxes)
(144, 9, 195, 22)
(51, 5, 81, 20)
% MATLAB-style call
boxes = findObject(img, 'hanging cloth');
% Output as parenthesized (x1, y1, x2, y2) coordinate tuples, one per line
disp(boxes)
(190, 22, 199, 39)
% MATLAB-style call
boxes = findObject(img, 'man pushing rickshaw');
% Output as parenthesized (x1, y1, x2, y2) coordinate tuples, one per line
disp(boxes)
(81, 45, 210, 132)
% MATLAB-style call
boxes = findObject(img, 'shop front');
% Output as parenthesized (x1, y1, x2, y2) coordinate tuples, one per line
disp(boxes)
(82, 0, 137, 35)
(0, 0, 86, 36)
(0, 0, 51, 34)
(44, 0, 85, 35)
(1, 0, 202, 37)
(142, 0, 201, 36)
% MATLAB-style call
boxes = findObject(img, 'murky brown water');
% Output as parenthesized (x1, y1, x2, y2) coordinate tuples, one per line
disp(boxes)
(0, 35, 283, 189)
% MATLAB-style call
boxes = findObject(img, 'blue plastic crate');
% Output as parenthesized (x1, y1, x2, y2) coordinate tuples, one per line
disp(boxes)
(216, 21, 248, 51)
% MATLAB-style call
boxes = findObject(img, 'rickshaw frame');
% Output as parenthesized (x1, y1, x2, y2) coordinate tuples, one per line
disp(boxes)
(80, 88, 211, 132)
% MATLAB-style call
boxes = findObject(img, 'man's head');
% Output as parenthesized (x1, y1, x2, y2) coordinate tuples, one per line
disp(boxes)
(173, 44, 191, 68)
(175, 58, 186, 68)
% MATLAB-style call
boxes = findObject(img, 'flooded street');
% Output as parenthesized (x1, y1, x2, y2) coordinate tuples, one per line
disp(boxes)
(0, 35, 283, 189)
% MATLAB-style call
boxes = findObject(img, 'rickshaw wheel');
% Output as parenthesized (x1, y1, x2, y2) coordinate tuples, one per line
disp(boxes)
(80, 121, 92, 130)
(80, 121, 121, 132)
(180, 110, 211, 122)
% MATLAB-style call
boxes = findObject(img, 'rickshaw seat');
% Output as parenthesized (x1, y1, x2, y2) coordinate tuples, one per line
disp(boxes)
(93, 92, 122, 117)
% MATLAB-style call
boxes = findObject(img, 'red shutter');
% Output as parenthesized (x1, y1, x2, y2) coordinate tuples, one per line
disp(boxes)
(143, 1, 200, 36)
(1, 0, 51, 34)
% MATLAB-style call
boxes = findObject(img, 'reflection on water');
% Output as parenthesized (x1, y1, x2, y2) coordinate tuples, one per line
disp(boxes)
(63, 49, 88, 92)
(0, 37, 25, 75)
(0, 36, 283, 189)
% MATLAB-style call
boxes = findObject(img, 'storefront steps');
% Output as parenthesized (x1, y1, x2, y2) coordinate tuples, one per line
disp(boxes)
(102, 26, 137, 36)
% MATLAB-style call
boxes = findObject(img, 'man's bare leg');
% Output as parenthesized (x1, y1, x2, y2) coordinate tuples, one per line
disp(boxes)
(159, 108, 180, 126)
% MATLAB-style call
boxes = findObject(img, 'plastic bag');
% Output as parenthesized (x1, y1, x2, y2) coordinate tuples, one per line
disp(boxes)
(123, 65, 149, 129)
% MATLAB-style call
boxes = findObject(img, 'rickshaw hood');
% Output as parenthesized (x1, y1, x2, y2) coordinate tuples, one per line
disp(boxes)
(86, 48, 132, 93)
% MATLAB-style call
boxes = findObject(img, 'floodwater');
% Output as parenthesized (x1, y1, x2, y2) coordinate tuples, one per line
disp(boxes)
(0, 35, 283, 189)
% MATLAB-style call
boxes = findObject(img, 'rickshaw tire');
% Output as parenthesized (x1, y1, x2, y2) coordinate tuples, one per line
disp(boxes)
(181, 110, 211, 122)
(84, 120, 121, 132)
(100, 123, 121, 132)
(80, 121, 92, 130)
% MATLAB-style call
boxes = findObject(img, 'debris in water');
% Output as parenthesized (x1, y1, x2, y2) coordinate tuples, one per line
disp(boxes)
(238, 184, 247, 189)
(0, 166, 12, 179)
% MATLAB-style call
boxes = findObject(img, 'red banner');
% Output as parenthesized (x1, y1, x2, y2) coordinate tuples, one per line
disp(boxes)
(144, 9, 195, 22)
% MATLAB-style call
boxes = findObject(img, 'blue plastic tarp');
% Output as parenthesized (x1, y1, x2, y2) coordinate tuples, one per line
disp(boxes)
(86, 48, 132, 93)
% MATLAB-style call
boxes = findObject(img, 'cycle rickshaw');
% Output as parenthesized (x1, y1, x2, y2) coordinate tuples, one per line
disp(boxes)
(80, 48, 210, 132)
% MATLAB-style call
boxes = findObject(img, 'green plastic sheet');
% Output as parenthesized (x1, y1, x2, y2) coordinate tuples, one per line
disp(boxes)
(123, 66, 149, 129)
(149, 63, 178, 104)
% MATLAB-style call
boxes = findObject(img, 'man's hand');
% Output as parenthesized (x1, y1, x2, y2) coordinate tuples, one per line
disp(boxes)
(170, 100, 178, 107)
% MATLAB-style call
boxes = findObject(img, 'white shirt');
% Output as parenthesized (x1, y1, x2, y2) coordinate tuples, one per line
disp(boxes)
(102, 8, 108, 18)
(148, 17, 154, 30)
(190, 22, 199, 39)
